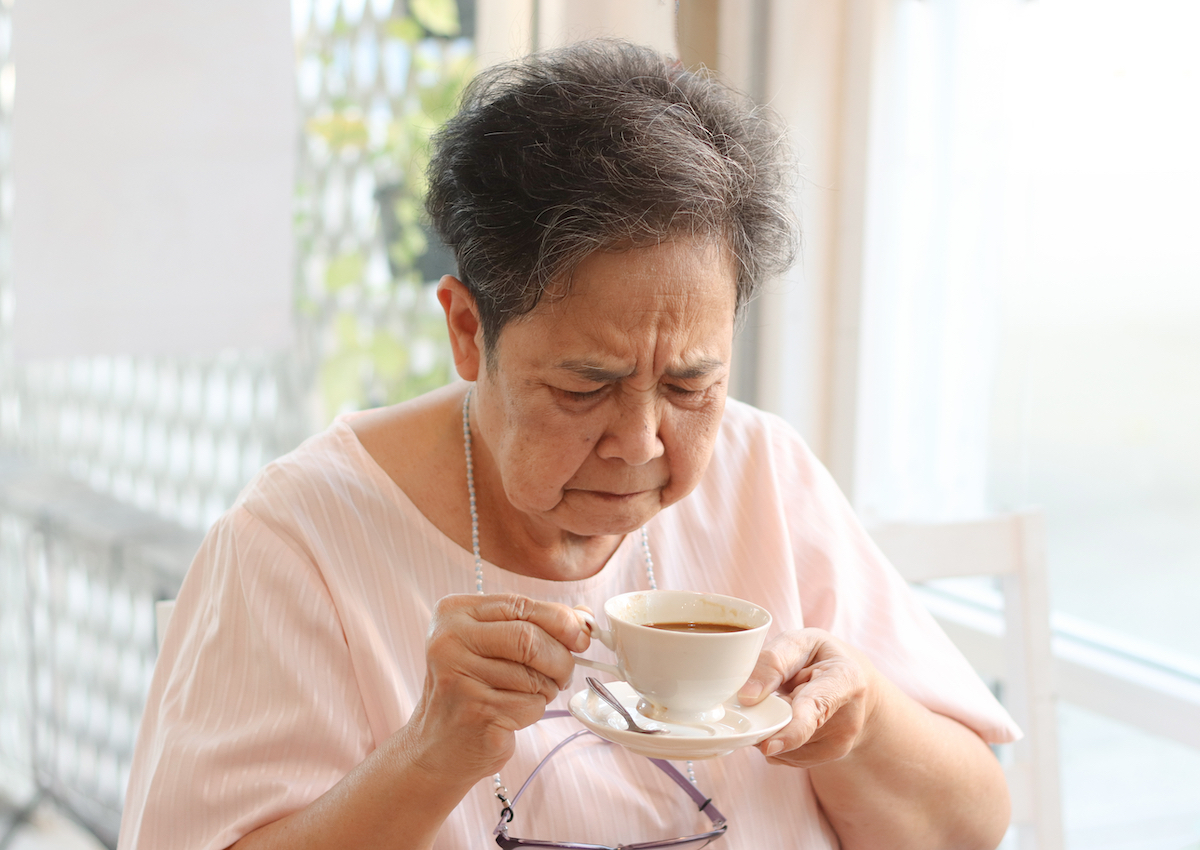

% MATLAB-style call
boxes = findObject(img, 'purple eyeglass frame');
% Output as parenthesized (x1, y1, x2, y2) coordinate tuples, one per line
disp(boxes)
(492, 710, 729, 850)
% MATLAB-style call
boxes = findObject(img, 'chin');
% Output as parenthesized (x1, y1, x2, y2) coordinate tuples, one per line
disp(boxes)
(561, 509, 655, 539)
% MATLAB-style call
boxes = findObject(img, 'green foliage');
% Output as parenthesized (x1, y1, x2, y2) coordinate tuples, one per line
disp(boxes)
(387, 223, 428, 273)
(417, 50, 473, 125)
(307, 113, 369, 151)
(370, 333, 410, 383)
(325, 252, 366, 293)
(318, 311, 451, 422)
(385, 17, 424, 44)
(319, 314, 367, 420)
(300, 9, 472, 422)
(410, 0, 461, 37)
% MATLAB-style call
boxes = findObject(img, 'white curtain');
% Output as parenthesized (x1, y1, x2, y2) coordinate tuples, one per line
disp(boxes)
(476, 0, 677, 65)
(853, 0, 1019, 522)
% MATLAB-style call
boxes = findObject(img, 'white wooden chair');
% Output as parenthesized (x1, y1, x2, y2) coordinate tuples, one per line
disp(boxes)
(868, 512, 1064, 850)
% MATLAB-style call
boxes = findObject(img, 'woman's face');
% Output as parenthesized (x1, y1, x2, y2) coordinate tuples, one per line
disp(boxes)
(464, 238, 737, 541)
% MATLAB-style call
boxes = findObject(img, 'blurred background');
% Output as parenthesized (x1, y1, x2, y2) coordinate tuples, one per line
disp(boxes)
(0, 0, 1196, 848)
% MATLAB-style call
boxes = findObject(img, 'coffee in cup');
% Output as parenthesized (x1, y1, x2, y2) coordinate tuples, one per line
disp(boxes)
(574, 590, 771, 724)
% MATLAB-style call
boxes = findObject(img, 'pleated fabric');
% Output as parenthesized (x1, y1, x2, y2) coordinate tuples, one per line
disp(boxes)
(118, 399, 1019, 850)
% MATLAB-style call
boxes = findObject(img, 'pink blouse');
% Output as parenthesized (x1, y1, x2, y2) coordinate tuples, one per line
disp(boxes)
(118, 398, 1019, 850)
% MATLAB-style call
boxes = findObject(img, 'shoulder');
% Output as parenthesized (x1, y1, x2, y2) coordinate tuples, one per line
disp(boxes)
(225, 418, 396, 559)
(709, 397, 825, 489)
(717, 397, 811, 451)
(683, 398, 853, 542)
(239, 419, 375, 510)
(660, 398, 823, 536)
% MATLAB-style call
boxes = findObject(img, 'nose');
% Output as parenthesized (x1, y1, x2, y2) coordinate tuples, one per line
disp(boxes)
(595, 397, 665, 466)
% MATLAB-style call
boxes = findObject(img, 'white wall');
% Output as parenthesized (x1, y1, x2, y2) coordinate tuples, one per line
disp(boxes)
(12, 0, 296, 360)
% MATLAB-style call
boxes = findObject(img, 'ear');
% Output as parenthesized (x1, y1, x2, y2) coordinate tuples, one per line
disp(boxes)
(437, 275, 484, 381)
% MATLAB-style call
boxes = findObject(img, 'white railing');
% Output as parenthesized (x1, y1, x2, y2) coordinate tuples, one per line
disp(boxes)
(0, 2, 466, 843)
(0, 453, 202, 847)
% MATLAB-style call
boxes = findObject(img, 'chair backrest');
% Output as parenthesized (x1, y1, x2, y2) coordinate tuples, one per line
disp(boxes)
(869, 512, 1064, 850)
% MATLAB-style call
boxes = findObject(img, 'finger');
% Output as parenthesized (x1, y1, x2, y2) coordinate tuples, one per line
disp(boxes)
(434, 675, 552, 734)
(463, 619, 578, 689)
(758, 668, 853, 756)
(463, 593, 591, 652)
(737, 630, 822, 704)
(572, 605, 596, 644)
(488, 688, 551, 733)
(451, 654, 562, 704)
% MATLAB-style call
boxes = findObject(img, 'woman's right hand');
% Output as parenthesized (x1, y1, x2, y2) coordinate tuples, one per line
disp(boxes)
(230, 593, 588, 850)
(400, 593, 591, 783)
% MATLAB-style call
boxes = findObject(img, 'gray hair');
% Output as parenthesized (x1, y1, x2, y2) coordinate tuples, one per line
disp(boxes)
(425, 38, 797, 356)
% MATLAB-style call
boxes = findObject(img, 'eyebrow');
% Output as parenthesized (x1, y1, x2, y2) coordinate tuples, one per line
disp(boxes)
(555, 361, 635, 383)
(554, 357, 726, 383)
(665, 357, 727, 380)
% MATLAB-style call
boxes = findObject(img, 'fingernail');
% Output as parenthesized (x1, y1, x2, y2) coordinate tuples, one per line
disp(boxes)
(738, 681, 763, 702)
(764, 739, 784, 757)
(573, 613, 593, 650)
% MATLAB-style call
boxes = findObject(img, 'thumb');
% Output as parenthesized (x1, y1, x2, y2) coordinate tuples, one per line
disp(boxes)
(738, 631, 822, 705)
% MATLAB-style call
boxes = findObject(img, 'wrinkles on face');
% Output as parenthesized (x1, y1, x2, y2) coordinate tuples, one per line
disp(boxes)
(471, 238, 737, 548)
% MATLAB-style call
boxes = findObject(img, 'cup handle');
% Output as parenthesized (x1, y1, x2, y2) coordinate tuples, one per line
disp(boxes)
(572, 610, 622, 678)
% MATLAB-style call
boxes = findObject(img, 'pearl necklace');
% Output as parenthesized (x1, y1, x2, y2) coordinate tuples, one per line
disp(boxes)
(460, 386, 677, 807)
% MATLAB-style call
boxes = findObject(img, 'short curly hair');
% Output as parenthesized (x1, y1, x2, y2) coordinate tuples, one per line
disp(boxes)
(425, 38, 797, 356)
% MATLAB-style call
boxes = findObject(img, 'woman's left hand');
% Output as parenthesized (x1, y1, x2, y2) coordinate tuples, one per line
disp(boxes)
(737, 629, 1012, 848)
(736, 628, 882, 768)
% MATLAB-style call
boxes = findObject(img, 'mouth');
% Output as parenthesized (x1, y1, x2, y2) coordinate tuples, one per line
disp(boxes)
(577, 488, 657, 500)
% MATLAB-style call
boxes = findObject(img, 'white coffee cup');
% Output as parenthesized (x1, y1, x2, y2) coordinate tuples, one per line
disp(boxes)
(574, 590, 771, 724)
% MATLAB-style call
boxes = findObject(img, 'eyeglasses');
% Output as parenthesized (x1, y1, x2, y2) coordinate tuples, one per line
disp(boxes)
(493, 710, 728, 850)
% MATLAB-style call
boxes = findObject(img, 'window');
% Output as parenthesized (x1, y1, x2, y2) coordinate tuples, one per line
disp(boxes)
(855, 1, 1200, 846)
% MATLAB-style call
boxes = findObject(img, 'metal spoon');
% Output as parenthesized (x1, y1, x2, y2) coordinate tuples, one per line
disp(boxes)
(586, 677, 667, 735)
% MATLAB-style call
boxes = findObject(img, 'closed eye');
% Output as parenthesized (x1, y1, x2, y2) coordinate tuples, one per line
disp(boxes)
(552, 385, 608, 403)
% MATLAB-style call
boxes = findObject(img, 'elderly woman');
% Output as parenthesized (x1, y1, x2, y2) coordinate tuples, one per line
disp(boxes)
(120, 40, 1018, 850)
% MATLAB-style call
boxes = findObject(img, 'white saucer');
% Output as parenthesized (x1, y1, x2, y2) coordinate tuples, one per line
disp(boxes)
(568, 681, 792, 760)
